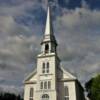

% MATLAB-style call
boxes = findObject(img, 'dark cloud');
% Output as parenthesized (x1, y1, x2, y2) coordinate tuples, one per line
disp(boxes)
(0, 0, 34, 6)
(85, 0, 100, 9)
(15, 5, 46, 26)
(0, 0, 100, 10)
(54, 7, 100, 84)
(58, 0, 100, 10)
(58, 0, 81, 9)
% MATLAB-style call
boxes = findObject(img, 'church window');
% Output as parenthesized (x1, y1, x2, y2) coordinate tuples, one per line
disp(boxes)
(45, 44, 49, 53)
(29, 88, 34, 100)
(44, 81, 47, 89)
(42, 63, 45, 73)
(42, 94, 49, 100)
(47, 62, 49, 73)
(42, 62, 50, 74)
(48, 81, 51, 89)
(40, 81, 51, 90)
(64, 86, 69, 100)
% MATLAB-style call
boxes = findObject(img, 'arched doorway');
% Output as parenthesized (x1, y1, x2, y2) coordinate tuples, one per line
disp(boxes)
(42, 94, 49, 100)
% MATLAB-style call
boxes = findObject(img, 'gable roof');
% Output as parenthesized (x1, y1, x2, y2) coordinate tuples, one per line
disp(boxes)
(24, 68, 37, 82)
(59, 66, 77, 80)
(60, 67, 84, 90)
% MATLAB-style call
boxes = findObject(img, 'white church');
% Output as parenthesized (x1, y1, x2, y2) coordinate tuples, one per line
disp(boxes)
(24, 5, 85, 100)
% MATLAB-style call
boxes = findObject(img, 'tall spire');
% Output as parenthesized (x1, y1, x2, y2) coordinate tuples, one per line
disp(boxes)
(44, 5, 53, 35)
(40, 4, 57, 54)
(41, 4, 57, 45)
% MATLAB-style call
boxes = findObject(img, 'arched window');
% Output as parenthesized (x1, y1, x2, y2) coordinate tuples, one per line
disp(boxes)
(42, 94, 49, 100)
(44, 81, 47, 89)
(42, 63, 45, 73)
(47, 62, 49, 73)
(29, 88, 34, 100)
(45, 44, 49, 53)
(64, 86, 69, 100)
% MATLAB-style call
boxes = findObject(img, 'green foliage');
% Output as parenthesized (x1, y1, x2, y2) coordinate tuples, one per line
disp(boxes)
(0, 92, 23, 100)
(91, 74, 100, 100)
(85, 74, 100, 100)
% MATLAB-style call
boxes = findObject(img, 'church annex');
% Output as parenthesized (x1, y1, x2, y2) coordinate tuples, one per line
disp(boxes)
(24, 5, 85, 100)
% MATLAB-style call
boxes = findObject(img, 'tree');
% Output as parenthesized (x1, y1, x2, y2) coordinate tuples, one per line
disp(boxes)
(85, 74, 100, 100)
(0, 92, 23, 100)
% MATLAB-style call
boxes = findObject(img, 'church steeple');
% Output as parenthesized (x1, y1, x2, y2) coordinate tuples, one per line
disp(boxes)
(44, 5, 53, 35)
(41, 5, 57, 54)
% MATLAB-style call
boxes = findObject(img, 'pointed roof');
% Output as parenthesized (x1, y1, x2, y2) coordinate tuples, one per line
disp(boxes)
(41, 5, 57, 45)
(44, 5, 53, 36)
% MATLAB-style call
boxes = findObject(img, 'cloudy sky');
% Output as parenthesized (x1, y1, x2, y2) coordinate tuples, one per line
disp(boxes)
(0, 0, 100, 94)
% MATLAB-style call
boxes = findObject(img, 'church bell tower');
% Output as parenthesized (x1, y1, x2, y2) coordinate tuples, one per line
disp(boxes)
(36, 5, 60, 100)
